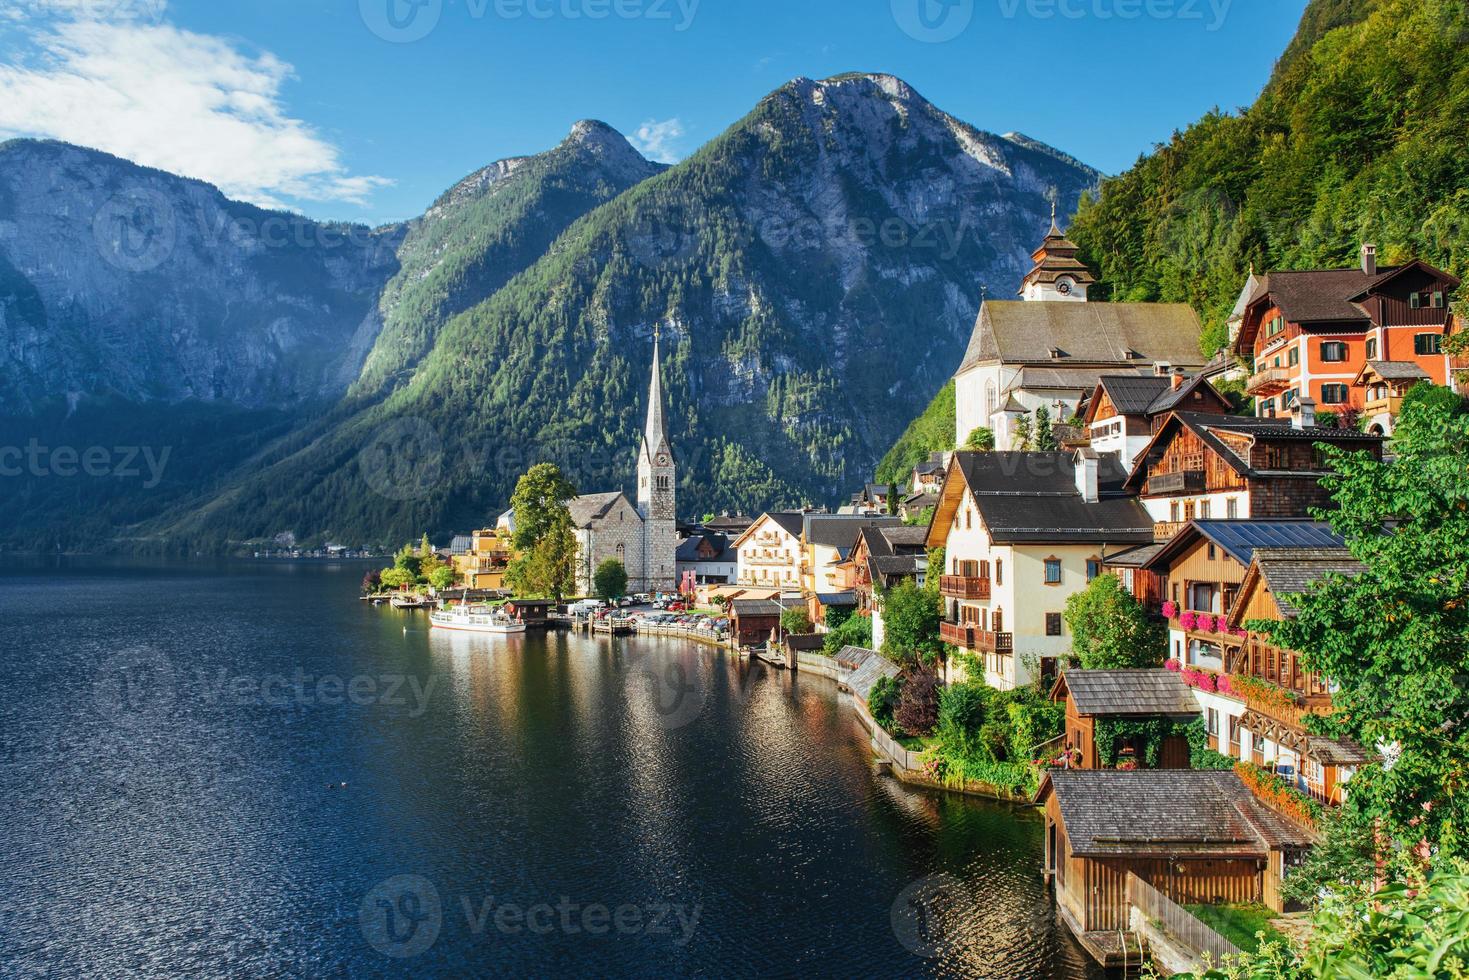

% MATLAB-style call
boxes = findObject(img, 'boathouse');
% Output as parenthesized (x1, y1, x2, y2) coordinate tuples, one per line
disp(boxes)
(1050, 669, 1200, 770)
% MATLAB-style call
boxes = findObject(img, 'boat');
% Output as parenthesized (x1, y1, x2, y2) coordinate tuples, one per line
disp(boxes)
(429, 600, 527, 634)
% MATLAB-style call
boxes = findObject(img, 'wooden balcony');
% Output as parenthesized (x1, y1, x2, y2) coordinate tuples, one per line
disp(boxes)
(1153, 521, 1187, 541)
(975, 630, 1014, 654)
(940, 574, 991, 600)
(1362, 395, 1404, 419)
(940, 621, 976, 649)
(1246, 366, 1293, 396)
(1149, 469, 1206, 495)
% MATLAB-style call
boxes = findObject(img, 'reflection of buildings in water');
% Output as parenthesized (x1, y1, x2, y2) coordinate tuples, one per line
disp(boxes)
(425, 627, 528, 730)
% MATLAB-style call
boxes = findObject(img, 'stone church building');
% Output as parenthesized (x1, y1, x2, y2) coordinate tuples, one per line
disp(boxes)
(567, 333, 679, 595)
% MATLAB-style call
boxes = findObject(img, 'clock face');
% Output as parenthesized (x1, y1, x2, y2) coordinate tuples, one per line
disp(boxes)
(657, 454, 669, 466)
(1056, 279, 1073, 295)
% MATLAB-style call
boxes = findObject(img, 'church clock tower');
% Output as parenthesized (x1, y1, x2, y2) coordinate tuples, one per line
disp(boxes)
(1019, 204, 1095, 302)
(637, 328, 677, 591)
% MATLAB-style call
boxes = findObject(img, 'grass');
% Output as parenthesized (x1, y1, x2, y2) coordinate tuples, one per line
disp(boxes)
(1184, 903, 1289, 953)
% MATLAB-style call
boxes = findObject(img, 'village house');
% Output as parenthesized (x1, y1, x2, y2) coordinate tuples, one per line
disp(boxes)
(953, 218, 1206, 451)
(1141, 519, 1345, 671)
(926, 449, 1154, 689)
(728, 598, 785, 647)
(838, 524, 929, 649)
(1050, 669, 1200, 771)
(848, 484, 897, 513)
(1122, 408, 1383, 540)
(1039, 769, 1314, 959)
(452, 525, 516, 591)
(898, 489, 940, 523)
(800, 514, 900, 598)
(1352, 359, 1430, 435)
(1083, 369, 1232, 466)
(1235, 244, 1459, 427)
(733, 511, 805, 592)
(909, 451, 949, 494)
(675, 529, 738, 588)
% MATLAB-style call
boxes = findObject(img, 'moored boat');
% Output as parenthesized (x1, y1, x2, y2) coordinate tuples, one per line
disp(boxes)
(429, 602, 527, 634)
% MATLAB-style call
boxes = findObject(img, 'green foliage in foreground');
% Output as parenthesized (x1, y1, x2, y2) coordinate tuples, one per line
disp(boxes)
(1183, 904, 1287, 956)
(822, 612, 872, 655)
(1064, 572, 1167, 670)
(779, 607, 813, 635)
(880, 579, 943, 665)
(593, 558, 628, 600)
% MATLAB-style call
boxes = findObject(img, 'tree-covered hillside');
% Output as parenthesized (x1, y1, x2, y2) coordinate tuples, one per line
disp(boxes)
(1068, 0, 1469, 356)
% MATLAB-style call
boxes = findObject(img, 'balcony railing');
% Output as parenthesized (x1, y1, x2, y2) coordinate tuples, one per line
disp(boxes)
(939, 575, 991, 600)
(1362, 395, 1404, 419)
(1149, 469, 1206, 495)
(976, 631, 1014, 654)
(940, 621, 976, 649)
(1153, 521, 1187, 541)
(1246, 366, 1293, 396)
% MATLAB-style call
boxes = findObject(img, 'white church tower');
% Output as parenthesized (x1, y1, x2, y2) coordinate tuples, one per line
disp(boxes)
(1018, 204, 1095, 302)
(637, 328, 678, 592)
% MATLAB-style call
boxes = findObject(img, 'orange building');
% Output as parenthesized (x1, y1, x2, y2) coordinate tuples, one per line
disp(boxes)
(1236, 245, 1459, 430)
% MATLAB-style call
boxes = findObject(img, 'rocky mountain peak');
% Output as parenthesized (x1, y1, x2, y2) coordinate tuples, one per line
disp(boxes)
(564, 119, 659, 182)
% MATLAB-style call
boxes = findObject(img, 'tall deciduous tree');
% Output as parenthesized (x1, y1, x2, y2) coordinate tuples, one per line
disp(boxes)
(881, 579, 942, 665)
(1064, 573, 1166, 669)
(510, 463, 578, 550)
(593, 558, 628, 600)
(507, 508, 577, 602)
(1256, 396, 1469, 858)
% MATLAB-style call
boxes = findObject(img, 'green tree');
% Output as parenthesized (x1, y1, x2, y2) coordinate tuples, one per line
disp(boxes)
(881, 579, 943, 665)
(379, 566, 414, 590)
(1013, 414, 1034, 451)
(393, 543, 423, 579)
(1254, 397, 1469, 858)
(1064, 572, 1167, 669)
(823, 612, 872, 654)
(780, 607, 813, 635)
(593, 558, 629, 600)
(963, 427, 995, 451)
(1034, 406, 1058, 451)
(507, 508, 578, 601)
(510, 463, 578, 550)
(428, 565, 457, 591)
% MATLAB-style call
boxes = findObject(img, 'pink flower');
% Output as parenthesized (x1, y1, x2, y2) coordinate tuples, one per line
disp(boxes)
(1216, 675, 1233, 695)
(1162, 601, 1178, 619)
(1165, 659, 1182, 672)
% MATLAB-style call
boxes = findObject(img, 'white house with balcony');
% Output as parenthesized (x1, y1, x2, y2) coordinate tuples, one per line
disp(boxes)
(732, 511, 805, 593)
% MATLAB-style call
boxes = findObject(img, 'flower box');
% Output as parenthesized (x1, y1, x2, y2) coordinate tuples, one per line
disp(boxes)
(1162, 601, 1178, 619)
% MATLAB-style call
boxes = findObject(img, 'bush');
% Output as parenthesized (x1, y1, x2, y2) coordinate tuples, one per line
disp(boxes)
(780, 607, 814, 635)
(868, 674, 903, 733)
(894, 664, 941, 736)
(1006, 697, 1065, 762)
(823, 612, 872, 655)
(1064, 573, 1167, 669)
(936, 682, 990, 757)
(824, 604, 853, 630)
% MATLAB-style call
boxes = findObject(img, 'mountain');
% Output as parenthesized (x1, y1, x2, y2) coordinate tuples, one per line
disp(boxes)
(1066, 0, 1469, 354)
(0, 140, 401, 413)
(144, 73, 1099, 550)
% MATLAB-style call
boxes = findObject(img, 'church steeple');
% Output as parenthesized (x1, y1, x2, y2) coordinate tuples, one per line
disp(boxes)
(641, 325, 670, 464)
(1019, 208, 1095, 302)
(636, 326, 677, 588)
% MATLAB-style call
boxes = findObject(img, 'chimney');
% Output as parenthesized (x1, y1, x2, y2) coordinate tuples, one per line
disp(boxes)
(1293, 396, 1317, 430)
(1361, 243, 1377, 277)
(1171, 367, 1186, 391)
(1074, 450, 1099, 503)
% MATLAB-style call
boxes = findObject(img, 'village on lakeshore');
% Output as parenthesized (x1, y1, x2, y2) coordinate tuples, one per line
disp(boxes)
(363, 218, 1467, 972)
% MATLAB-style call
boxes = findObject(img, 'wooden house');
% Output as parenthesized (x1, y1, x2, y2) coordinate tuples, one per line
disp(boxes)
(1050, 670, 1200, 770)
(1038, 770, 1314, 950)
(1084, 370, 1232, 465)
(728, 598, 784, 647)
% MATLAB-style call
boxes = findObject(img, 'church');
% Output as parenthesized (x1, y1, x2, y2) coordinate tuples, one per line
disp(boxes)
(566, 332, 679, 596)
(953, 212, 1207, 451)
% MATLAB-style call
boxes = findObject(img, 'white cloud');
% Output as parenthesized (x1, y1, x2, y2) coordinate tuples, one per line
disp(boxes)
(0, 17, 390, 209)
(629, 118, 686, 165)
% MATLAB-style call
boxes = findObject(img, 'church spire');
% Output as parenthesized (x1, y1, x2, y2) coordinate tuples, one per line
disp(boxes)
(642, 325, 669, 460)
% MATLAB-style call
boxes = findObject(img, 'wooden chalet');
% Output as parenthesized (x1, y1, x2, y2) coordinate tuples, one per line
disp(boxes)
(504, 598, 551, 628)
(1039, 770, 1315, 954)
(1084, 369, 1232, 465)
(728, 598, 784, 647)
(1123, 411, 1383, 540)
(1050, 669, 1199, 770)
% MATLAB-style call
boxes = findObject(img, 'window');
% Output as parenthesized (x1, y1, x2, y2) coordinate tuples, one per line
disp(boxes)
(1086, 558, 1101, 581)
(1321, 383, 1349, 405)
(1282, 388, 1297, 407)
(1433, 291, 1446, 308)
(1226, 498, 1238, 519)
(1288, 347, 1299, 367)
(992, 610, 1003, 633)
(995, 560, 1003, 586)
(1415, 333, 1443, 356)
(1044, 558, 1062, 584)
(1199, 501, 1211, 520)
(1170, 501, 1180, 522)
(1046, 612, 1063, 637)
(986, 381, 997, 417)
(1207, 542, 1217, 560)
(1207, 708, 1219, 736)
(1320, 341, 1348, 362)
(1366, 337, 1378, 359)
(1411, 292, 1422, 310)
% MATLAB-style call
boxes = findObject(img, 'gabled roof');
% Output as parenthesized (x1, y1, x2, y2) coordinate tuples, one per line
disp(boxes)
(1250, 547, 1365, 619)
(1354, 360, 1430, 385)
(676, 531, 736, 564)
(1094, 375, 1173, 415)
(1145, 373, 1229, 415)
(567, 491, 632, 528)
(1228, 271, 1262, 323)
(959, 301, 1205, 373)
(729, 598, 784, 617)
(1052, 669, 1200, 718)
(1142, 520, 1345, 573)
(733, 511, 806, 548)
(804, 514, 901, 549)
(932, 451, 1154, 547)
(1038, 770, 1314, 857)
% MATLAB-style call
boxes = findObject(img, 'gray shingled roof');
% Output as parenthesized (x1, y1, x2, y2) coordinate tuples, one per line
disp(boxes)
(846, 648, 900, 703)
(879, 526, 930, 548)
(1251, 547, 1365, 618)
(567, 491, 628, 528)
(729, 599, 784, 617)
(1044, 770, 1314, 856)
(751, 511, 805, 540)
(960, 300, 1205, 372)
(1061, 669, 1200, 717)
(954, 451, 1154, 544)
(1098, 374, 1173, 415)
(1365, 359, 1430, 381)
(805, 514, 901, 549)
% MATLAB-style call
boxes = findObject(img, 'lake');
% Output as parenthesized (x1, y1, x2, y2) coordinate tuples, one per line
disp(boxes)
(0, 558, 1101, 977)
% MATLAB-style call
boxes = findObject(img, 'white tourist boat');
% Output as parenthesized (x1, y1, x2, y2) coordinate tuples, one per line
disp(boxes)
(429, 600, 527, 634)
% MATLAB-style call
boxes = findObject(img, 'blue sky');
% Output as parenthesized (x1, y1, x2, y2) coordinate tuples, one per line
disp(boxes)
(0, 0, 1307, 225)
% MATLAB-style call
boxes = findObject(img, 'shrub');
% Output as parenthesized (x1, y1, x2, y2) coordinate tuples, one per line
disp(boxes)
(823, 611, 873, 655)
(868, 674, 903, 733)
(780, 607, 813, 635)
(1006, 696, 1065, 761)
(894, 664, 941, 736)
(935, 682, 990, 757)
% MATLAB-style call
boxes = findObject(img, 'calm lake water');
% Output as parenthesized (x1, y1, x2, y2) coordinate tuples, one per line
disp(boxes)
(0, 558, 1102, 978)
